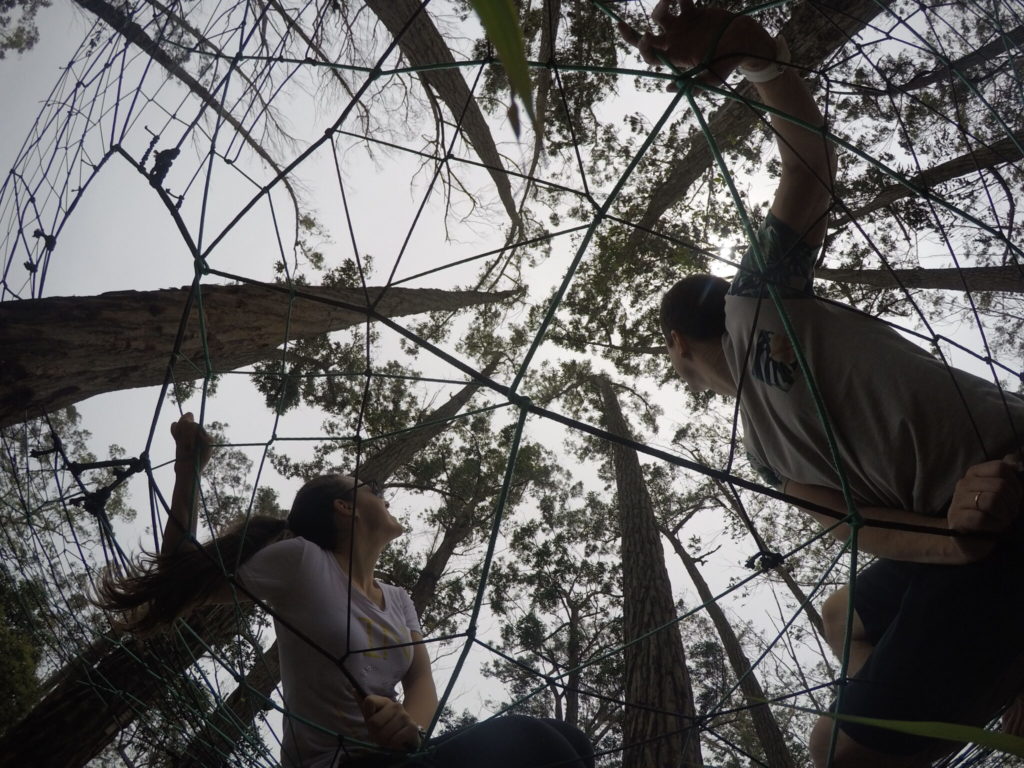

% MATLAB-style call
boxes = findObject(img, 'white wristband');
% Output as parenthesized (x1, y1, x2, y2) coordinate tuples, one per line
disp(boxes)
(737, 35, 790, 83)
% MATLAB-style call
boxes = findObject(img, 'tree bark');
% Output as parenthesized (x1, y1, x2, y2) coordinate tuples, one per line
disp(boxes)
(627, 0, 895, 250)
(408, 501, 477, 616)
(773, 565, 826, 641)
(0, 605, 238, 768)
(832, 129, 1024, 226)
(665, 533, 797, 768)
(175, 363, 497, 768)
(0, 283, 514, 427)
(595, 375, 703, 768)
(815, 264, 1024, 293)
(876, 24, 1024, 96)
(365, 0, 522, 229)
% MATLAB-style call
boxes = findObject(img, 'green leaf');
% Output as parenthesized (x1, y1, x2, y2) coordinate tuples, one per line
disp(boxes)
(774, 699, 1024, 757)
(830, 713, 1024, 757)
(468, 0, 535, 132)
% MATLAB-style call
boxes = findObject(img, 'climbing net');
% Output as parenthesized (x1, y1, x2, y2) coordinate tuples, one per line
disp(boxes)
(2, 0, 1024, 766)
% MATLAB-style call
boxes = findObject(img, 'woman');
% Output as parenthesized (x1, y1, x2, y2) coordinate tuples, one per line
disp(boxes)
(100, 413, 594, 768)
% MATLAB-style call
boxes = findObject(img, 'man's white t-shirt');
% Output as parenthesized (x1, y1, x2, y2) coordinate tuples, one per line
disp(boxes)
(722, 214, 1024, 515)
(237, 536, 421, 768)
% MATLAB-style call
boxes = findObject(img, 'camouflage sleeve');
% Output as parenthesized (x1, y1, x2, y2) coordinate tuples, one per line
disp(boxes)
(729, 213, 817, 299)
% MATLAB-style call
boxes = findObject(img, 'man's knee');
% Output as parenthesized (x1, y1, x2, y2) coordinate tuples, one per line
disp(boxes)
(809, 715, 838, 768)
(821, 586, 850, 649)
(809, 715, 870, 768)
(809, 714, 941, 768)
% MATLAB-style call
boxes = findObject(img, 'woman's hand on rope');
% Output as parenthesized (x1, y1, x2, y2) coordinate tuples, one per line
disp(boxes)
(617, 0, 775, 88)
(946, 456, 1023, 560)
(361, 694, 422, 751)
(170, 412, 213, 475)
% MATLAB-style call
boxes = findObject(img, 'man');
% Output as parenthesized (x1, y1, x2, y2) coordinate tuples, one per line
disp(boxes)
(621, 2, 1024, 765)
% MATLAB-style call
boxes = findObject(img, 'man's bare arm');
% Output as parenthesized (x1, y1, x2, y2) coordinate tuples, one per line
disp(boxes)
(755, 55, 837, 247)
(787, 458, 1021, 563)
(786, 481, 975, 563)
(619, 1, 837, 246)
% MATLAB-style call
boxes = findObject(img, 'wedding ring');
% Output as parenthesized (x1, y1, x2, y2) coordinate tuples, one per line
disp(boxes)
(973, 490, 982, 510)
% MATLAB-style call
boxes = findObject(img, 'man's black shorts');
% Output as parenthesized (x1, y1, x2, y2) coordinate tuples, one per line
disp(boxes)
(836, 526, 1024, 754)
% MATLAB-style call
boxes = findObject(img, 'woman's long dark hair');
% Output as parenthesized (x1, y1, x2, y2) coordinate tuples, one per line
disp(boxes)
(97, 474, 354, 633)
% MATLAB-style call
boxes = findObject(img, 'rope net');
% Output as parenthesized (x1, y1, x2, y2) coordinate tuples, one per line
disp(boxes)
(1, 0, 1023, 766)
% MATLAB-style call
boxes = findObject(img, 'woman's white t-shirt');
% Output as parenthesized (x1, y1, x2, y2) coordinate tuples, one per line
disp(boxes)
(237, 536, 421, 768)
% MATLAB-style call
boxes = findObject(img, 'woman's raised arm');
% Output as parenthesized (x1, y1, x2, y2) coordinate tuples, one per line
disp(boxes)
(161, 412, 213, 557)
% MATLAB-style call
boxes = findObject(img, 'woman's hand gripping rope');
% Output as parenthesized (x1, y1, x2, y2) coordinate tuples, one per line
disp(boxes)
(361, 694, 423, 752)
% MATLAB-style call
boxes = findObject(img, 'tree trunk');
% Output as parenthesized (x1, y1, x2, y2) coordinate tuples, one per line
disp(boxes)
(595, 375, 703, 768)
(409, 505, 475, 616)
(175, 364, 497, 768)
(565, 602, 581, 730)
(362, 358, 499, 489)
(878, 24, 1024, 95)
(712, 484, 828, 639)
(0, 605, 237, 768)
(523, 0, 560, 196)
(170, 637, 284, 768)
(773, 565, 826, 641)
(832, 130, 1024, 226)
(666, 533, 797, 768)
(365, 0, 522, 230)
(0, 284, 513, 427)
(627, 0, 894, 250)
(815, 264, 1024, 293)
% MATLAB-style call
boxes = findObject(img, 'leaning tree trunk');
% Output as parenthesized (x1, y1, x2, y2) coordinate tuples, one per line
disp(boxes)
(0, 283, 514, 427)
(832, 129, 1024, 226)
(409, 491, 485, 616)
(596, 375, 703, 768)
(713, 483, 827, 639)
(627, 0, 894, 249)
(175, 359, 498, 768)
(666, 533, 797, 768)
(815, 265, 1024, 294)
(877, 24, 1024, 95)
(772, 564, 826, 640)
(365, 0, 522, 230)
(0, 605, 239, 768)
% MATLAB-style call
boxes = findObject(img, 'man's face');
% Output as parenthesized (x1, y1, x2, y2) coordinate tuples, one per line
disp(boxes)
(667, 332, 711, 394)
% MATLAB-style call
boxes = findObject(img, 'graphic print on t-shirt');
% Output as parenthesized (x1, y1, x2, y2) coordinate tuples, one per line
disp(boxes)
(356, 616, 411, 660)
(752, 330, 798, 391)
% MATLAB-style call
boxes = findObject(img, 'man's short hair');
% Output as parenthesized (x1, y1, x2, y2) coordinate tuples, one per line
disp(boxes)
(660, 275, 729, 343)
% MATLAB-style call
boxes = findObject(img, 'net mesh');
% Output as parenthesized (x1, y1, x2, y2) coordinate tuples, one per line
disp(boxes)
(2, 0, 1023, 766)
